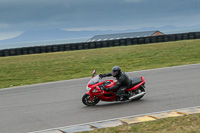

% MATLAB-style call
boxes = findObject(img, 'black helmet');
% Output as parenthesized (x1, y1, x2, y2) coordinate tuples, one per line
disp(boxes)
(112, 66, 121, 77)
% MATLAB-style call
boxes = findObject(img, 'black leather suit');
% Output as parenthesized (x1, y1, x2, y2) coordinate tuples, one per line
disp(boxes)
(103, 71, 131, 97)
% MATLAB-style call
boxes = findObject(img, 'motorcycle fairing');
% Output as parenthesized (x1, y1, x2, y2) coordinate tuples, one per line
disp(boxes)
(86, 74, 145, 102)
(87, 85, 117, 101)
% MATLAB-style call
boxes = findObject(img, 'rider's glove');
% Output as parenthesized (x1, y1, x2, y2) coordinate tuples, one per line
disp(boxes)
(104, 87, 110, 92)
(99, 74, 103, 78)
(99, 74, 106, 78)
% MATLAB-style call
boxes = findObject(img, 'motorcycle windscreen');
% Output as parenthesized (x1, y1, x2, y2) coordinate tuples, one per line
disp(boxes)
(89, 75, 101, 85)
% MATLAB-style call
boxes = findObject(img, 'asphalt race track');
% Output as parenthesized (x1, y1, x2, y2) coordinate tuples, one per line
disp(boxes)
(0, 64, 200, 133)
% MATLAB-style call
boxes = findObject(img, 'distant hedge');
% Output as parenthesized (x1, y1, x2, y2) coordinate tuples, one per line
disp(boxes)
(0, 31, 200, 57)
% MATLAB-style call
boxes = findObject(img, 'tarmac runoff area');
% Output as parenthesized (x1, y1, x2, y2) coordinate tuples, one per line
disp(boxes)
(30, 106, 200, 133)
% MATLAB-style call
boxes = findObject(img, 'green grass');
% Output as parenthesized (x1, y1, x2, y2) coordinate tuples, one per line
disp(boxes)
(81, 113, 200, 133)
(0, 39, 200, 89)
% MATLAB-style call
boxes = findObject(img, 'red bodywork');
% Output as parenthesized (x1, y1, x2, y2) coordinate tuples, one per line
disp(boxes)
(86, 76, 145, 102)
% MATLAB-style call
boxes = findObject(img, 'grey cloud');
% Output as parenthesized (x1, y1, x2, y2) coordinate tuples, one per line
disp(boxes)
(122, 0, 145, 3)
(0, 0, 200, 32)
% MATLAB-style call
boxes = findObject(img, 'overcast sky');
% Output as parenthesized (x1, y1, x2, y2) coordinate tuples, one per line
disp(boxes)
(0, 0, 200, 39)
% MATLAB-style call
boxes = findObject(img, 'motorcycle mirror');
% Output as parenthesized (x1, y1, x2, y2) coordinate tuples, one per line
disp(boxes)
(92, 70, 96, 74)
(92, 70, 96, 77)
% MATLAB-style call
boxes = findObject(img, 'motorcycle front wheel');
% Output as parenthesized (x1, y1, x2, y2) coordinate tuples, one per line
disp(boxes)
(82, 94, 100, 106)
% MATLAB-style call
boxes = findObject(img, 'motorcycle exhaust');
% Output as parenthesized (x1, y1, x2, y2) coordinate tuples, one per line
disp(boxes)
(129, 92, 146, 100)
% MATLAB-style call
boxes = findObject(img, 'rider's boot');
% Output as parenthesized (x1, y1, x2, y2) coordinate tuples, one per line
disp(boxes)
(115, 96, 121, 101)
(121, 93, 131, 100)
(115, 90, 131, 101)
(115, 94, 124, 101)
(116, 93, 130, 101)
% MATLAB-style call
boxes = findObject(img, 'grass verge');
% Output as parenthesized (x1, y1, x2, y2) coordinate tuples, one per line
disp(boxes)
(0, 39, 200, 89)
(80, 113, 200, 133)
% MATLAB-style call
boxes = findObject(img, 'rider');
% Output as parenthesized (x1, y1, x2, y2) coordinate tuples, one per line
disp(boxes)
(99, 66, 131, 101)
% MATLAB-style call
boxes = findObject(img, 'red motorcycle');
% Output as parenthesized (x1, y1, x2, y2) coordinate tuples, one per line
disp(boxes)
(82, 70, 146, 106)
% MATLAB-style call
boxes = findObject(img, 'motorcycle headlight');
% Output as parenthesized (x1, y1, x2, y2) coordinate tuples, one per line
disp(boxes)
(86, 86, 91, 91)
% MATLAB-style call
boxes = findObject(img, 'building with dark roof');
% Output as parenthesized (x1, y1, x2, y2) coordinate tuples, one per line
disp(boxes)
(88, 30, 164, 42)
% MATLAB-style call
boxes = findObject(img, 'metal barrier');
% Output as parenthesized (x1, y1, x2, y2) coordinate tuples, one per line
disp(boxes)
(0, 31, 200, 57)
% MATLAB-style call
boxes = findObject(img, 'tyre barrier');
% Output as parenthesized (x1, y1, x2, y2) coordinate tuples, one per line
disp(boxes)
(1, 31, 200, 57)
(30, 106, 200, 133)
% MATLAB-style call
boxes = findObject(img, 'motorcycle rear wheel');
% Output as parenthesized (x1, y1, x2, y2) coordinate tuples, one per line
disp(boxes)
(82, 94, 100, 106)
(131, 86, 146, 101)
